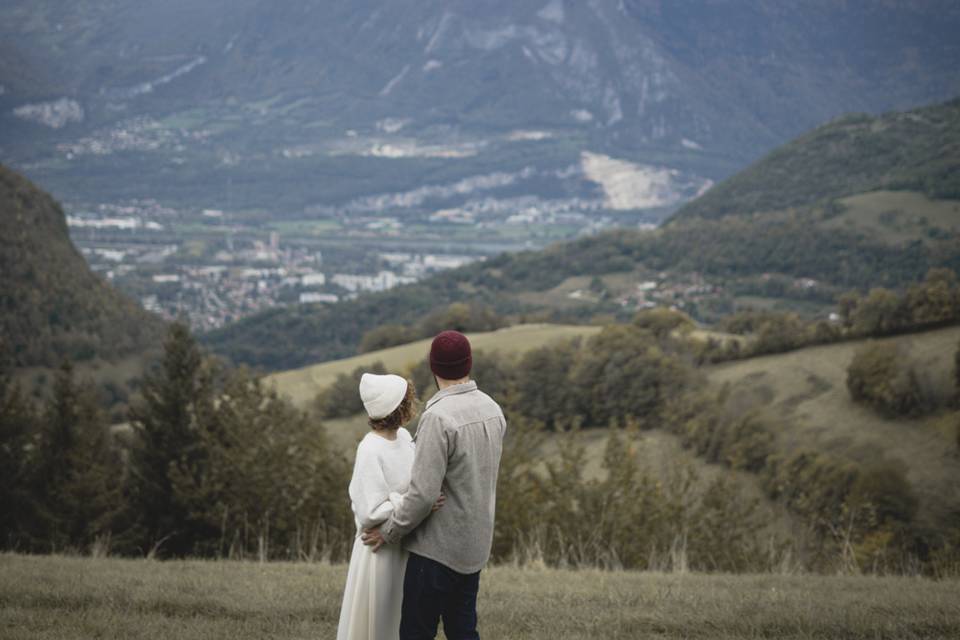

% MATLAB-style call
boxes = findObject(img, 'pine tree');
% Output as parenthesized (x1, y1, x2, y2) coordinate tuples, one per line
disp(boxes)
(0, 363, 39, 549)
(35, 360, 82, 548)
(34, 360, 122, 552)
(954, 339, 960, 401)
(125, 323, 216, 557)
(173, 367, 352, 560)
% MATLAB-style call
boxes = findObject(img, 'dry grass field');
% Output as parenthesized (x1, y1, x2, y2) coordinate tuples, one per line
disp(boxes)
(2, 554, 959, 640)
(707, 325, 960, 529)
(264, 323, 601, 408)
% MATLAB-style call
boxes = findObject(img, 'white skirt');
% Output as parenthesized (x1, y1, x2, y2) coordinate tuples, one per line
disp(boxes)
(336, 534, 409, 640)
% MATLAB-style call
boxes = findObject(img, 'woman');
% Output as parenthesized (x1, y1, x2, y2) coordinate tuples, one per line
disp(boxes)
(336, 373, 442, 640)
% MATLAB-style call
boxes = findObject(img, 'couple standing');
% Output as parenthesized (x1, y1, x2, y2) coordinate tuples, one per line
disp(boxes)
(336, 330, 507, 640)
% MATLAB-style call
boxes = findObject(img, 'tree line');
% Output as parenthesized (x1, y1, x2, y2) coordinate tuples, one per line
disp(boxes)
(695, 267, 960, 363)
(1, 324, 352, 560)
(5, 311, 960, 574)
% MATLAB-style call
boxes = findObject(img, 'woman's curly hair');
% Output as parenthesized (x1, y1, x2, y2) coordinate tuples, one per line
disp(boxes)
(368, 378, 418, 431)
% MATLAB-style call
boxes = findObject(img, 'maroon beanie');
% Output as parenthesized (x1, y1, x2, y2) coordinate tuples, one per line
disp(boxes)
(430, 330, 472, 380)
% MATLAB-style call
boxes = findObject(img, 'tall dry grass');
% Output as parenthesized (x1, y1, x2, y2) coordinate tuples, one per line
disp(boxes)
(2, 554, 958, 640)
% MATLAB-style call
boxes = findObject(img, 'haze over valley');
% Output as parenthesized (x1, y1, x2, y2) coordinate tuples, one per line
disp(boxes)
(3, 0, 960, 329)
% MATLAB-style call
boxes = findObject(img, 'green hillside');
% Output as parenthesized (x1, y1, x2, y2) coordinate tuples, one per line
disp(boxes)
(0, 163, 164, 368)
(822, 191, 960, 245)
(672, 98, 960, 220)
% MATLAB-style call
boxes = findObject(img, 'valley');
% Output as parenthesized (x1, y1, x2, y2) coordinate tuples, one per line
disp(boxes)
(4, 1, 959, 335)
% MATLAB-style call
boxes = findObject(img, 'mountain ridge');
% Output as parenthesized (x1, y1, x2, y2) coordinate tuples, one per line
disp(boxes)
(3, 1, 960, 215)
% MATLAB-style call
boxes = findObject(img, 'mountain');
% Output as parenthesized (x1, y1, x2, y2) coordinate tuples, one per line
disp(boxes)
(2, 1, 960, 218)
(203, 97, 960, 371)
(0, 163, 164, 368)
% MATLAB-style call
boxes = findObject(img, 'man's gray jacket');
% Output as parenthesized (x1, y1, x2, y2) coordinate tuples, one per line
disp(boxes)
(380, 380, 506, 574)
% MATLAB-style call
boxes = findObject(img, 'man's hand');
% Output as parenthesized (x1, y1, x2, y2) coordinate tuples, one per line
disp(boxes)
(432, 492, 446, 513)
(361, 527, 386, 553)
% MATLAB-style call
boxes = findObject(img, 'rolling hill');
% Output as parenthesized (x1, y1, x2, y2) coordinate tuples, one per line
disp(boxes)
(671, 97, 960, 221)
(204, 97, 960, 371)
(707, 324, 960, 532)
(270, 314, 960, 554)
(0, 163, 164, 368)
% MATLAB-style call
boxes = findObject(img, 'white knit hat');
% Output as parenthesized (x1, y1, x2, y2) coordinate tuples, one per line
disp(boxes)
(358, 373, 408, 420)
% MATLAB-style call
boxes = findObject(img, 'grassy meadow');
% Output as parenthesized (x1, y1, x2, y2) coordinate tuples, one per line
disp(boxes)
(707, 324, 960, 529)
(823, 191, 960, 245)
(264, 323, 602, 408)
(2, 554, 959, 640)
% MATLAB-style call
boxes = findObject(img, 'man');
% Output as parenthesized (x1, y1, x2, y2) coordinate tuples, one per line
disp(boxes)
(361, 330, 506, 640)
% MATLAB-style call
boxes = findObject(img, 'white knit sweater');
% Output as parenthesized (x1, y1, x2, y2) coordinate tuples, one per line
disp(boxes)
(348, 427, 415, 531)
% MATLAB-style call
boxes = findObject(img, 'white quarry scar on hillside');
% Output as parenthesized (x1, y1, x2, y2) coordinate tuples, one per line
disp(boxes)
(580, 151, 711, 210)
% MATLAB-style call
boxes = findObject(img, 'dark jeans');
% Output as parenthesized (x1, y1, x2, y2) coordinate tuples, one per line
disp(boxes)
(400, 552, 481, 640)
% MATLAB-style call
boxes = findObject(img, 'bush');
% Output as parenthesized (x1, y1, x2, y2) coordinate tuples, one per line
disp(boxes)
(633, 308, 694, 338)
(846, 342, 926, 417)
(569, 325, 692, 427)
(417, 302, 506, 338)
(850, 288, 907, 336)
(721, 415, 776, 473)
(720, 310, 782, 335)
(847, 463, 918, 527)
(314, 362, 386, 419)
(513, 339, 581, 429)
(172, 368, 353, 560)
(751, 313, 809, 355)
(358, 324, 416, 353)
(123, 324, 354, 560)
(905, 268, 960, 325)
(493, 425, 773, 572)
(661, 391, 775, 473)
(761, 449, 860, 534)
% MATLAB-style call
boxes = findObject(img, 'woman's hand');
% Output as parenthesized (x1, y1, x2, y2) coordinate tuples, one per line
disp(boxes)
(431, 492, 446, 513)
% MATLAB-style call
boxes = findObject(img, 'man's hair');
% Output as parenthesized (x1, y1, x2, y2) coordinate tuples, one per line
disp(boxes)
(368, 378, 418, 431)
